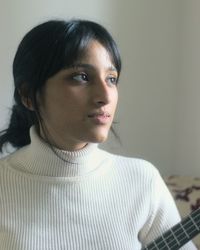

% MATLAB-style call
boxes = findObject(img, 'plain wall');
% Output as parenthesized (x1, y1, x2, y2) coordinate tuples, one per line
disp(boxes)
(174, 0, 200, 176)
(102, 1, 179, 177)
(0, 0, 199, 176)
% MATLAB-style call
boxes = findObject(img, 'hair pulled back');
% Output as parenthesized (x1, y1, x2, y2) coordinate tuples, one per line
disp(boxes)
(0, 19, 121, 152)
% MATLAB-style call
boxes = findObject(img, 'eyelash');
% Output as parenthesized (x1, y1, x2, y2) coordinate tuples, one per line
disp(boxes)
(107, 76, 118, 85)
(72, 73, 88, 83)
(71, 72, 118, 86)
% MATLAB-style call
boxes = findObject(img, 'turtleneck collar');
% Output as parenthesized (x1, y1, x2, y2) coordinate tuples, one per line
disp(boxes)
(7, 127, 108, 178)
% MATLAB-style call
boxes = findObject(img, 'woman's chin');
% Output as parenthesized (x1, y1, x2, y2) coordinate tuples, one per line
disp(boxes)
(87, 131, 109, 144)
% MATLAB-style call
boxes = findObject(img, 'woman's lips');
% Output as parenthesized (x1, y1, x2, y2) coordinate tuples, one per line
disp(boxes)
(88, 112, 111, 125)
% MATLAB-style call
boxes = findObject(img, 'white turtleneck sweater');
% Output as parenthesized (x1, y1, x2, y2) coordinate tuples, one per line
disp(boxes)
(0, 128, 196, 250)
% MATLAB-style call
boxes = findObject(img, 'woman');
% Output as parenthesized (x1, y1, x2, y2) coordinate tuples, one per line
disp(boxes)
(0, 19, 196, 249)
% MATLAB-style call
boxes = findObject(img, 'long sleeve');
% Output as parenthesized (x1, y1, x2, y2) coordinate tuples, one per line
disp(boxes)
(0, 129, 197, 249)
(139, 168, 197, 249)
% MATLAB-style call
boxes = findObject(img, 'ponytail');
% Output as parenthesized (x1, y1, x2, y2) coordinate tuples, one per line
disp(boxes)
(0, 104, 37, 152)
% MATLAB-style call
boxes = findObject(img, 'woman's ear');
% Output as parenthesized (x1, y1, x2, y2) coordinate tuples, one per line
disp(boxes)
(18, 85, 34, 111)
(21, 96, 34, 111)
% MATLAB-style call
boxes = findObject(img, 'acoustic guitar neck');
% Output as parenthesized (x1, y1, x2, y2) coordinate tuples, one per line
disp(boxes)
(142, 207, 200, 250)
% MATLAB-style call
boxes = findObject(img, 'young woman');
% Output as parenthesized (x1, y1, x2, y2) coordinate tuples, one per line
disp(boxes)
(0, 19, 196, 249)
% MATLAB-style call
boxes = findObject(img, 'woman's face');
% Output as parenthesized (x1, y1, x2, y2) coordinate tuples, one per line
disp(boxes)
(38, 40, 119, 150)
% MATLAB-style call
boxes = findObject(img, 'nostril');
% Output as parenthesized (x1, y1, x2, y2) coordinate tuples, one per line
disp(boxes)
(97, 100, 105, 105)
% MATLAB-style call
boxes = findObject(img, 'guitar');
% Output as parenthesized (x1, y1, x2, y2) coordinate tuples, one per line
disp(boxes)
(142, 207, 200, 250)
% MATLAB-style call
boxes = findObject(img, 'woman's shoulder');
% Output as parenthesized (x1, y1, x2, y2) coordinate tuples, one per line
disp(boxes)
(100, 150, 165, 196)
(112, 152, 157, 170)
(103, 150, 160, 180)
(0, 152, 13, 169)
(0, 147, 21, 172)
(0, 154, 10, 178)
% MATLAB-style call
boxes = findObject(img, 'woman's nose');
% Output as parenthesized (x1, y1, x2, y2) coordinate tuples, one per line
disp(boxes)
(92, 80, 110, 106)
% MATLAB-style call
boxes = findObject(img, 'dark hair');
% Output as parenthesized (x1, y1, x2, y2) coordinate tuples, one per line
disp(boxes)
(0, 19, 121, 152)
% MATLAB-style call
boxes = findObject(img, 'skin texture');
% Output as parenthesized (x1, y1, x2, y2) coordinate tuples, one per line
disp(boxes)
(37, 40, 119, 151)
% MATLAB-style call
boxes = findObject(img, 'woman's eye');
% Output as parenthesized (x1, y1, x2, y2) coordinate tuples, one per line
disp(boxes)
(107, 76, 118, 85)
(72, 73, 88, 83)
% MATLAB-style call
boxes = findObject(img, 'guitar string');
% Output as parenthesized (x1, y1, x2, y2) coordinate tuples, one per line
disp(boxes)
(161, 212, 200, 249)
(146, 219, 200, 250)
(145, 219, 197, 250)
(144, 210, 200, 250)
(150, 220, 199, 250)
(143, 209, 200, 249)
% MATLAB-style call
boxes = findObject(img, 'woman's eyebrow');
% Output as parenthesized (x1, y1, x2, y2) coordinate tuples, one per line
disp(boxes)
(70, 63, 94, 70)
(69, 63, 117, 72)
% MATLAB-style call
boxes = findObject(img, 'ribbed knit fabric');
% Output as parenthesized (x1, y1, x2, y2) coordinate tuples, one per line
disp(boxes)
(0, 127, 196, 249)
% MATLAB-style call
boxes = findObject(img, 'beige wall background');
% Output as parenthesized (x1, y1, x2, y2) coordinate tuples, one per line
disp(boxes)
(0, 0, 200, 176)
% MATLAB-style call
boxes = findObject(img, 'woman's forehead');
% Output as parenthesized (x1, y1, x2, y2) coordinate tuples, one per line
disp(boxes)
(68, 40, 116, 70)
